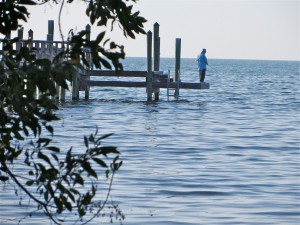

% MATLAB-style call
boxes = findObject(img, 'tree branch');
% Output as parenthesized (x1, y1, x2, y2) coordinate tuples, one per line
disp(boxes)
(5, 165, 61, 225)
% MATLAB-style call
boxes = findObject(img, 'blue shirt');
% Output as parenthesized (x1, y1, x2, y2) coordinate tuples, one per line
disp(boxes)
(197, 54, 208, 71)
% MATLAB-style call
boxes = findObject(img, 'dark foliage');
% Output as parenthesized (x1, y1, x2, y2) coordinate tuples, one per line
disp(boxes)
(0, 0, 146, 224)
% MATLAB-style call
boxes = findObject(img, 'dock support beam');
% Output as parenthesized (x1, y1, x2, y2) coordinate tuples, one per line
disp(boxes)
(174, 38, 181, 98)
(147, 31, 153, 101)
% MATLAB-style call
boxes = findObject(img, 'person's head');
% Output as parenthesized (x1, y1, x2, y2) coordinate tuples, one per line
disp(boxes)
(201, 48, 206, 54)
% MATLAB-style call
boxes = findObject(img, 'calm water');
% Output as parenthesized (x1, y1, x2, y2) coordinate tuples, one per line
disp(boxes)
(1, 58, 300, 224)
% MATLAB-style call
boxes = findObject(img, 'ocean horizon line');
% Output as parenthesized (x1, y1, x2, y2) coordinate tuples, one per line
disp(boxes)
(123, 56, 300, 62)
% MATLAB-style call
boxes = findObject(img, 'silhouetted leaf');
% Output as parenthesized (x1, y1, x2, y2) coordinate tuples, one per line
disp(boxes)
(26, 180, 34, 186)
(82, 162, 97, 178)
(96, 133, 114, 142)
(51, 153, 59, 162)
(0, 176, 9, 182)
(54, 197, 63, 213)
(100, 146, 120, 156)
(45, 125, 54, 134)
(111, 155, 123, 171)
(19, 0, 36, 6)
(37, 138, 51, 145)
(38, 151, 51, 166)
(92, 157, 108, 168)
(64, 201, 72, 211)
(99, 57, 112, 69)
(78, 207, 86, 217)
(84, 136, 88, 148)
(88, 134, 94, 142)
(73, 174, 84, 186)
(47, 146, 60, 152)
(66, 189, 75, 203)
(96, 31, 105, 44)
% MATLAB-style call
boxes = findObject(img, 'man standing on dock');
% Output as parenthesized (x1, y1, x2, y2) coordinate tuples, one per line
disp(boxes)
(197, 48, 208, 82)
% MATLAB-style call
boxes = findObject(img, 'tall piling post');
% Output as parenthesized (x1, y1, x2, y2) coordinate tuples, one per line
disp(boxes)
(17, 28, 23, 51)
(28, 29, 33, 39)
(84, 24, 91, 100)
(47, 20, 54, 41)
(46, 20, 59, 100)
(28, 29, 34, 48)
(153, 22, 160, 100)
(72, 76, 80, 101)
(153, 22, 160, 71)
(47, 20, 54, 62)
(58, 26, 66, 103)
(174, 38, 181, 98)
(146, 31, 153, 101)
(59, 86, 66, 102)
(47, 20, 54, 60)
(27, 29, 40, 99)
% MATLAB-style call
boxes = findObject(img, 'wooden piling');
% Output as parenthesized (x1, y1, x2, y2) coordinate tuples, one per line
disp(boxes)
(153, 22, 160, 100)
(17, 28, 23, 51)
(147, 31, 153, 101)
(153, 22, 160, 71)
(72, 75, 79, 100)
(69, 21, 79, 101)
(28, 29, 33, 48)
(46, 20, 57, 99)
(59, 86, 66, 102)
(47, 20, 54, 41)
(174, 38, 181, 98)
(84, 24, 91, 100)
(28, 29, 33, 39)
(47, 20, 54, 61)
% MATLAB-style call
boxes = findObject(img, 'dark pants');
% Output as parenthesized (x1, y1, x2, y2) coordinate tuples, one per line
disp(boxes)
(199, 70, 206, 82)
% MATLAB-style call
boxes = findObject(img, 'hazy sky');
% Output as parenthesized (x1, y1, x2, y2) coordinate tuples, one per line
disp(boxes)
(13, 0, 300, 60)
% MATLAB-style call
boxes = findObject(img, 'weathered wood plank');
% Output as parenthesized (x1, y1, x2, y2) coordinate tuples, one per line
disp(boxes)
(89, 70, 147, 77)
(88, 81, 147, 88)
(153, 82, 209, 89)
(87, 81, 209, 89)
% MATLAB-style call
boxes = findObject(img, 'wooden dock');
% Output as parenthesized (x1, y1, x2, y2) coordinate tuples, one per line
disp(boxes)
(1, 20, 209, 101)
(85, 70, 209, 90)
